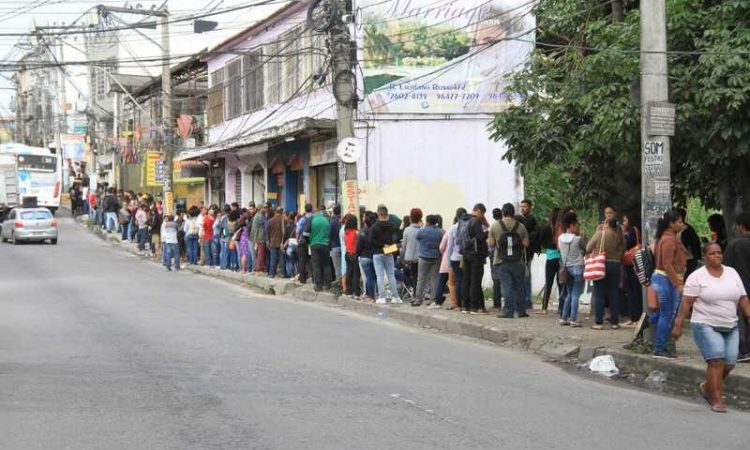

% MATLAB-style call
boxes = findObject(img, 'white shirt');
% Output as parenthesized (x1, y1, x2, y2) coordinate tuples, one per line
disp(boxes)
(685, 266, 747, 328)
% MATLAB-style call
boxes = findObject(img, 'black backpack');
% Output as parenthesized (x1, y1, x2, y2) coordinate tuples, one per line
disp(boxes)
(457, 217, 475, 255)
(498, 221, 523, 262)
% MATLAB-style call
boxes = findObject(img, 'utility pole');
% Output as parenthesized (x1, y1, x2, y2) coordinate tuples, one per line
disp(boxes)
(160, 10, 174, 216)
(640, 1, 675, 319)
(310, 0, 359, 219)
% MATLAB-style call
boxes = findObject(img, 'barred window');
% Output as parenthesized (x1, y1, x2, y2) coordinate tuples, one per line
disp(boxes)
(265, 40, 282, 105)
(207, 68, 225, 127)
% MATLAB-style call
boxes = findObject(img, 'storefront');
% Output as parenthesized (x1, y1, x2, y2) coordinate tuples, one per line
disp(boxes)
(266, 139, 309, 213)
(309, 137, 342, 209)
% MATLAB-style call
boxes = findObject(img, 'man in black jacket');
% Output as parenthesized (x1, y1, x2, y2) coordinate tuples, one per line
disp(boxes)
(517, 199, 539, 309)
(103, 187, 120, 233)
(725, 212, 750, 362)
(460, 203, 489, 314)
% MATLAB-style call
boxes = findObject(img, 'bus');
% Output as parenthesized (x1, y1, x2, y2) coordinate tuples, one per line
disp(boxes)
(0, 144, 62, 215)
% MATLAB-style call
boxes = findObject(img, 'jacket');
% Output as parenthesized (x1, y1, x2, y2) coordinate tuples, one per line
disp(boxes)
(654, 230, 688, 287)
(250, 213, 266, 243)
(586, 227, 626, 263)
(725, 233, 750, 292)
(329, 216, 342, 249)
(370, 220, 397, 254)
(401, 224, 421, 262)
(267, 215, 284, 248)
(558, 232, 587, 267)
(307, 213, 330, 247)
(416, 226, 442, 260)
(461, 214, 488, 260)
(356, 228, 375, 259)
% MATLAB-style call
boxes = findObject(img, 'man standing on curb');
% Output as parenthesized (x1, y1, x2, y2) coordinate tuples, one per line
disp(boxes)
(103, 187, 120, 233)
(251, 204, 268, 274)
(297, 204, 314, 284)
(305, 207, 331, 292)
(490, 203, 530, 319)
(267, 206, 285, 278)
(725, 212, 750, 362)
(518, 199, 538, 310)
(460, 203, 489, 314)
(402, 208, 423, 299)
(329, 205, 343, 283)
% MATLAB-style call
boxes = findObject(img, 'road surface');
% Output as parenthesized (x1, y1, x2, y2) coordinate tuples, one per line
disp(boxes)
(0, 217, 747, 449)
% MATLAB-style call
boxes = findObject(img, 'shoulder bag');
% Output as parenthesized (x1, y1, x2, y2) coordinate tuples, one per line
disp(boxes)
(584, 232, 607, 281)
(622, 226, 641, 266)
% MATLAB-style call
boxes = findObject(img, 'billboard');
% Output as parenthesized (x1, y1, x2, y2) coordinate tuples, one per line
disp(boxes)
(361, 0, 535, 114)
(62, 135, 86, 160)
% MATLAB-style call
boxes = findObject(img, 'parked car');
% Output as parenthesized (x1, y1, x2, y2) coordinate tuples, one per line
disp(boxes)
(1, 207, 57, 245)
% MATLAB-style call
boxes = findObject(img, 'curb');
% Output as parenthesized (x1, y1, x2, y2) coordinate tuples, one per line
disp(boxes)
(74, 216, 750, 408)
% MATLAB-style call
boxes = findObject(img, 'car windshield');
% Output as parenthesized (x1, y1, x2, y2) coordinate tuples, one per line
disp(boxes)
(20, 211, 52, 220)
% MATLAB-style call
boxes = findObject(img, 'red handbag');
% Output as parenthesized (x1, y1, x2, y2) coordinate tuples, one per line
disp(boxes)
(622, 226, 641, 266)
(584, 232, 607, 281)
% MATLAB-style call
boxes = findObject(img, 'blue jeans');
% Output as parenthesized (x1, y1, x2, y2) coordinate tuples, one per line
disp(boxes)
(692, 322, 739, 365)
(220, 239, 230, 269)
(498, 262, 526, 316)
(185, 234, 199, 264)
(228, 246, 238, 270)
(360, 257, 376, 298)
(269, 247, 282, 277)
(164, 243, 180, 270)
(593, 261, 622, 325)
(525, 256, 533, 309)
(373, 254, 399, 299)
(650, 273, 682, 352)
(202, 240, 213, 266)
(121, 220, 129, 240)
(450, 260, 464, 305)
(562, 265, 584, 322)
(105, 212, 117, 232)
(285, 244, 298, 277)
(491, 264, 503, 309)
(137, 228, 149, 251)
(247, 239, 255, 272)
(212, 236, 221, 266)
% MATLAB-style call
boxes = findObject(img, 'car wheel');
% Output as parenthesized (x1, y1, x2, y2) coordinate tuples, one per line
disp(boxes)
(12, 233, 20, 245)
(1, 234, 6, 243)
(51, 238, 58, 245)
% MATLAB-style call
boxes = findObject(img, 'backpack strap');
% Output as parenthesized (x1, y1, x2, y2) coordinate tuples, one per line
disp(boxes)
(511, 221, 520, 233)
(499, 220, 508, 233)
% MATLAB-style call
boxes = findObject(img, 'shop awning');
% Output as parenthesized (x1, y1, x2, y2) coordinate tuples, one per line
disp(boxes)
(176, 117, 336, 161)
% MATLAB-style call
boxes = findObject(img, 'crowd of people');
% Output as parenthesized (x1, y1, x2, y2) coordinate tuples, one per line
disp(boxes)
(78, 188, 750, 412)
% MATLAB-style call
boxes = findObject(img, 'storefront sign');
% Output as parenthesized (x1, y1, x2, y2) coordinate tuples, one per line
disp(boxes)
(62, 135, 86, 160)
(647, 102, 676, 136)
(361, 0, 534, 114)
(342, 179, 359, 223)
(310, 139, 338, 166)
(337, 138, 362, 164)
(145, 152, 164, 187)
(164, 191, 174, 216)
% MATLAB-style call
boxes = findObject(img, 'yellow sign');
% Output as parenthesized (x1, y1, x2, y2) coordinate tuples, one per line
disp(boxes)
(267, 192, 278, 200)
(164, 191, 174, 216)
(145, 152, 164, 187)
(342, 179, 359, 225)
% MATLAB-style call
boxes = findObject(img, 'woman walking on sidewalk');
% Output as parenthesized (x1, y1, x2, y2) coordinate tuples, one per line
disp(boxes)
(673, 242, 750, 413)
(650, 210, 688, 358)
(586, 217, 626, 330)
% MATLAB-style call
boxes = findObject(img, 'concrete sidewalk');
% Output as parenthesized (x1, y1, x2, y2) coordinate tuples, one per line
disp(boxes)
(76, 215, 750, 408)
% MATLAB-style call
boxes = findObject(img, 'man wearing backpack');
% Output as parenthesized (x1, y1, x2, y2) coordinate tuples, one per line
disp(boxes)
(459, 203, 489, 314)
(489, 203, 530, 319)
(518, 199, 539, 310)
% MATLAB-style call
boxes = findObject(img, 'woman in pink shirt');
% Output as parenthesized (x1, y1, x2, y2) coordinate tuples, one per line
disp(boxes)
(673, 242, 750, 413)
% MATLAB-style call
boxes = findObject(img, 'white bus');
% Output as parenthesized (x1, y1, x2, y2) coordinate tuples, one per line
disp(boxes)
(0, 144, 62, 214)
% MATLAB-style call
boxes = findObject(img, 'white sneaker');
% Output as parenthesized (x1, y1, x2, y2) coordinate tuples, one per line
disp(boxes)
(391, 297, 403, 304)
(375, 298, 387, 305)
(427, 303, 441, 309)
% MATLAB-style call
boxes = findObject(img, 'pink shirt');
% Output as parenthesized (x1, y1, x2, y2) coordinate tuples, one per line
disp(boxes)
(684, 266, 747, 328)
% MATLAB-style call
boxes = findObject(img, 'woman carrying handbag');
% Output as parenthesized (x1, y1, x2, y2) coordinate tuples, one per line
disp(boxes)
(621, 214, 644, 326)
(586, 217, 626, 330)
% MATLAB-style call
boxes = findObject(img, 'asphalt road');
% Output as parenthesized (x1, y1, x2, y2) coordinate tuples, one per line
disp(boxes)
(1, 217, 748, 450)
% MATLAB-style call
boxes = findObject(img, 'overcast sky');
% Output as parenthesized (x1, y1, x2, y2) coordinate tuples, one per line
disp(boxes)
(0, 0, 293, 116)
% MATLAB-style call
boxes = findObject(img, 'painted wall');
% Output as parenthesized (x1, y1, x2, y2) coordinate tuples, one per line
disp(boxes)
(356, 117, 523, 224)
(222, 152, 267, 206)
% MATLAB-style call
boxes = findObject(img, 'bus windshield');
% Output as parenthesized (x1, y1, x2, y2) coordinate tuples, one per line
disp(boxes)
(17, 154, 57, 172)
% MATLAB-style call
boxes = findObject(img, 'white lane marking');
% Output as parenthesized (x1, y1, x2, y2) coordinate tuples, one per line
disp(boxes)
(390, 393, 457, 424)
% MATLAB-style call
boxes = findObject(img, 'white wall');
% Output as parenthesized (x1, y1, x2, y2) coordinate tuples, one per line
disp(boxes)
(356, 116, 523, 223)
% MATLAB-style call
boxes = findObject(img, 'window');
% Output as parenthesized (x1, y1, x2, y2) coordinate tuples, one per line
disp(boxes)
(234, 169, 242, 205)
(265, 40, 282, 105)
(92, 58, 117, 101)
(243, 50, 264, 113)
(20, 210, 52, 220)
(310, 31, 328, 89)
(225, 59, 243, 119)
(207, 68, 225, 127)
(282, 28, 302, 99)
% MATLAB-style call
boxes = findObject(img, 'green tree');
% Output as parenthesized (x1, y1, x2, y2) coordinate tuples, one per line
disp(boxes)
(489, 0, 750, 227)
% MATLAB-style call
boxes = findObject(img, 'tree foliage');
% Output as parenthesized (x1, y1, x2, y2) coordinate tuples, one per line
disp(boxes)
(490, 0, 750, 222)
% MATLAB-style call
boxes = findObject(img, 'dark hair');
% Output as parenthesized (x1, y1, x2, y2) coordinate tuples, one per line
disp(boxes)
(454, 207, 467, 224)
(736, 212, 750, 230)
(332, 204, 341, 216)
(409, 208, 423, 224)
(547, 207, 561, 229)
(402, 216, 411, 227)
(606, 217, 618, 230)
(492, 208, 502, 221)
(188, 206, 200, 218)
(656, 210, 682, 240)
(345, 215, 358, 230)
(435, 215, 443, 229)
(473, 203, 487, 214)
(426, 214, 438, 226)
(604, 204, 617, 213)
(364, 211, 377, 227)
(707, 213, 726, 235)
(377, 204, 388, 216)
(703, 241, 722, 256)
(677, 207, 687, 221)
(562, 212, 578, 229)
(501, 203, 515, 217)
(521, 199, 532, 207)
(304, 203, 313, 213)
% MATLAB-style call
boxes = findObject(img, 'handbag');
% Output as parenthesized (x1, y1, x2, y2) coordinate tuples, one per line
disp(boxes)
(584, 232, 607, 281)
(622, 226, 641, 266)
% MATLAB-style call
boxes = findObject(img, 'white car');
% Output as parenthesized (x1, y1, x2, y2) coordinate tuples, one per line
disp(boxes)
(1, 207, 58, 244)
